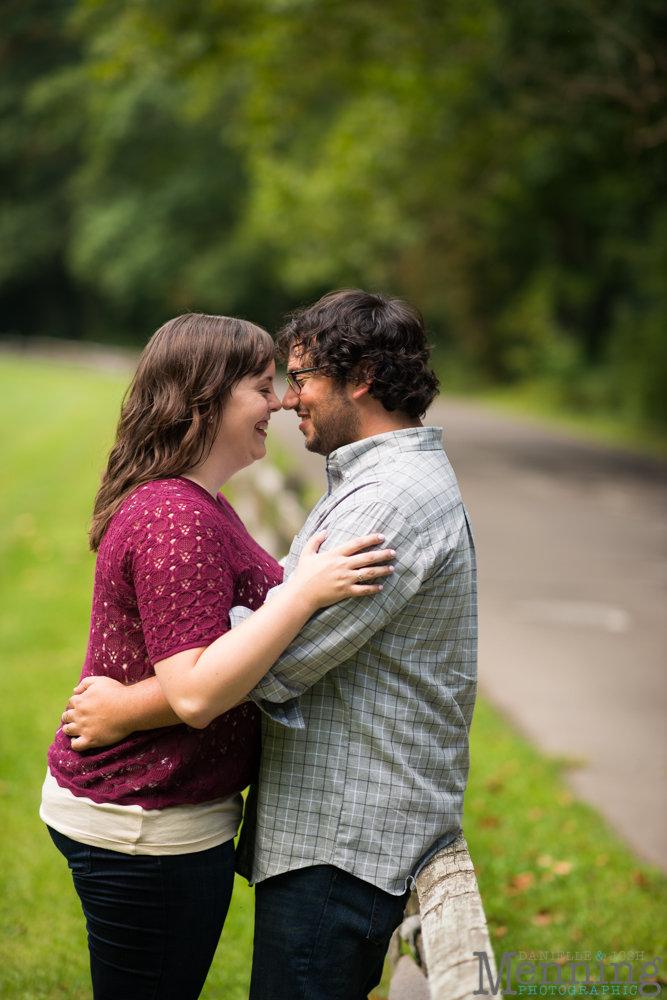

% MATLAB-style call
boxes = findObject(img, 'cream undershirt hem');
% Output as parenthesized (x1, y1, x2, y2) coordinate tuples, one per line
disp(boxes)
(40, 768, 242, 856)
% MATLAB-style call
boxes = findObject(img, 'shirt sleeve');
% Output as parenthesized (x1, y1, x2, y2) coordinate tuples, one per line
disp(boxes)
(247, 499, 428, 724)
(129, 501, 236, 664)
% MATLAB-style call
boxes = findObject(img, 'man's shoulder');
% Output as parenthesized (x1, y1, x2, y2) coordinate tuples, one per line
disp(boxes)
(353, 447, 461, 512)
(325, 450, 467, 552)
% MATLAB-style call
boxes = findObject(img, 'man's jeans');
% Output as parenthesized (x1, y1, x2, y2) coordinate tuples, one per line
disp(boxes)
(250, 864, 411, 1000)
(48, 826, 235, 1000)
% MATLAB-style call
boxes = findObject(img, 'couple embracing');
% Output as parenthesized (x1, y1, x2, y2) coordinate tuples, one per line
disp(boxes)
(41, 289, 477, 1000)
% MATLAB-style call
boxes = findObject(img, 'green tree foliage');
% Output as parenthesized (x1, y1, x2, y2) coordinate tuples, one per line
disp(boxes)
(0, 0, 85, 337)
(2, 0, 666, 422)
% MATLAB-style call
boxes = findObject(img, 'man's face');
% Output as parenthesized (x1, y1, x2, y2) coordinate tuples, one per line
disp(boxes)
(282, 354, 361, 456)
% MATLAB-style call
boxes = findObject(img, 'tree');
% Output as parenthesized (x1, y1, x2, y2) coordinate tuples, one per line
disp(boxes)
(3, 0, 666, 422)
(0, 0, 85, 337)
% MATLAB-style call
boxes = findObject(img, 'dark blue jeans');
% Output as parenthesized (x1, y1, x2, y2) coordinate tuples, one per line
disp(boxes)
(48, 826, 235, 1000)
(249, 865, 410, 1000)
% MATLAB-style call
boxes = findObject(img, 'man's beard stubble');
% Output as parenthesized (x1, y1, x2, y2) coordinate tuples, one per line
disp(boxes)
(305, 384, 361, 457)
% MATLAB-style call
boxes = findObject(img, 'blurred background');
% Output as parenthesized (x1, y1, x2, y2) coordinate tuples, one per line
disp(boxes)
(2, 0, 667, 432)
(1, 2, 666, 998)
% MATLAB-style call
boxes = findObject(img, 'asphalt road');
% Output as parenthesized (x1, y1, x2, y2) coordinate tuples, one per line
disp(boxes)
(269, 400, 667, 872)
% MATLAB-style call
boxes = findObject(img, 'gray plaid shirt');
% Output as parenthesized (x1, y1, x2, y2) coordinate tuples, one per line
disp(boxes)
(241, 426, 477, 895)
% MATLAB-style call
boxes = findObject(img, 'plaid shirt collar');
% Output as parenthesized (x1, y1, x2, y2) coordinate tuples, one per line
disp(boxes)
(325, 425, 443, 491)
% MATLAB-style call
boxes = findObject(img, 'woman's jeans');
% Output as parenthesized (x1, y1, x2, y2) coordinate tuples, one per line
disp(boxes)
(48, 826, 235, 1000)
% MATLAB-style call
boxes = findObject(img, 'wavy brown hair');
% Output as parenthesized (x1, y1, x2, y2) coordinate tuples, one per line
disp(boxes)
(89, 313, 274, 551)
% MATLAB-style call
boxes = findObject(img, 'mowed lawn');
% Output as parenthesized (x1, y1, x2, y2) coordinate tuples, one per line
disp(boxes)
(1, 357, 665, 999)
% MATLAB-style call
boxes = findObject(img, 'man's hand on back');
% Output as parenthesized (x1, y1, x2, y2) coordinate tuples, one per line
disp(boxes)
(62, 674, 181, 751)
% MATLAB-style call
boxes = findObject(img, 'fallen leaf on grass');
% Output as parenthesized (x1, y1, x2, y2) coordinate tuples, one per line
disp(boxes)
(553, 861, 573, 875)
(506, 872, 535, 894)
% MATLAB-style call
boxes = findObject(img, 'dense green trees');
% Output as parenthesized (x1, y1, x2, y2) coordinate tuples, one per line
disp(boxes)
(1, 0, 665, 423)
(0, 0, 83, 337)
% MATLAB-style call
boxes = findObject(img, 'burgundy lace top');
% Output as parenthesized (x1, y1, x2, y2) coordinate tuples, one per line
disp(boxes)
(48, 477, 283, 808)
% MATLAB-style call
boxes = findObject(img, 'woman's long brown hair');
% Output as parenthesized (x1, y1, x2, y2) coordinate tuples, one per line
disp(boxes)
(89, 313, 274, 551)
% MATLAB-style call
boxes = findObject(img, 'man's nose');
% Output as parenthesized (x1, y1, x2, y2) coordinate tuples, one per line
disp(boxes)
(282, 385, 299, 410)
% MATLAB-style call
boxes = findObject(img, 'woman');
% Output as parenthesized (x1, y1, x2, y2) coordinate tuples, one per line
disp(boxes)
(40, 313, 395, 1000)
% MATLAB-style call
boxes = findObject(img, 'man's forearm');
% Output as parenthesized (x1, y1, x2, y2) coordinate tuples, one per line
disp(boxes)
(123, 675, 182, 730)
(66, 674, 182, 751)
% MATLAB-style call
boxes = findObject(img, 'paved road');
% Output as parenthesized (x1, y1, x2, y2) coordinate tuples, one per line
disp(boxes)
(270, 401, 667, 871)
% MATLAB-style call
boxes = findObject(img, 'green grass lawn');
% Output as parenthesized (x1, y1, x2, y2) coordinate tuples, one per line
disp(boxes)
(462, 701, 666, 995)
(1, 357, 665, 999)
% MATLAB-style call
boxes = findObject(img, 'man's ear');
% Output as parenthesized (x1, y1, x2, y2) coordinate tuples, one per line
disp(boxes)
(352, 382, 372, 400)
(351, 365, 373, 400)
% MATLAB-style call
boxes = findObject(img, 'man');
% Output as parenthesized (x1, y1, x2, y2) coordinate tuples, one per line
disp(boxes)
(65, 290, 477, 1000)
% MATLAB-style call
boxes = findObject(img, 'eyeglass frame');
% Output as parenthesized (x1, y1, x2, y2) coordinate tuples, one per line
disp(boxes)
(284, 365, 328, 393)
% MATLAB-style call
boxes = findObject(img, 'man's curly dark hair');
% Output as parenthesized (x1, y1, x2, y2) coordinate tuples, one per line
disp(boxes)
(276, 289, 439, 418)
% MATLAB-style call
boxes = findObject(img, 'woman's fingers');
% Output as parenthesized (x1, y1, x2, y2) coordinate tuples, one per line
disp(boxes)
(351, 584, 385, 595)
(352, 564, 394, 582)
(346, 547, 396, 569)
(301, 529, 327, 556)
(332, 533, 386, 556)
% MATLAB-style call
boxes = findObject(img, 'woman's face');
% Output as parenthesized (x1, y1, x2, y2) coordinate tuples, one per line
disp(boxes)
(214, 359, 282, 471)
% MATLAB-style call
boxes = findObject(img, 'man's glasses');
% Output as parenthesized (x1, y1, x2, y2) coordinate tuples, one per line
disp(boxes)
(285, 366, 326, 393)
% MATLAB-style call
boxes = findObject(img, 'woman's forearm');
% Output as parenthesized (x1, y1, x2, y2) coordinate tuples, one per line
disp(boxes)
(66, 533, 392, 745)
(155, 583, 315, 728)
(155, 531, 394, 728)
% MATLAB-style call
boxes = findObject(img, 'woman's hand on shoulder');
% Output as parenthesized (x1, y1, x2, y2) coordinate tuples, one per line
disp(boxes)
(289, 530, 396, 611)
